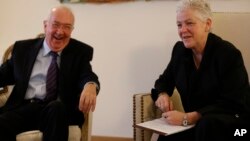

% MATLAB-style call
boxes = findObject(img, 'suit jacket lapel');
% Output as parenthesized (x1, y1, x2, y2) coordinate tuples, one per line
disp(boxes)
(23, 38, 44, 87)
(5, 38, 44, 109)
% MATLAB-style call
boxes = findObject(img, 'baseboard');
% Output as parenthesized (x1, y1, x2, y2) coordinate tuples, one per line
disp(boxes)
(91, 135, 133, 141)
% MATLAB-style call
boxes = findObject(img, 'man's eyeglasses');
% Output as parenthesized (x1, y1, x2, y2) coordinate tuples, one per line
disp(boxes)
(51, 22, 74, 32)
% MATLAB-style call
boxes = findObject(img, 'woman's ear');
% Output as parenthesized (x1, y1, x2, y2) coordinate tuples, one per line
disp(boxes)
(205, 18, 212, 32)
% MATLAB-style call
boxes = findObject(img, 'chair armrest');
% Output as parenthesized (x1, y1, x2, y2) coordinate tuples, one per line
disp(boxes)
(0, 86, 10, 107)
(133, 93, 159, 141)
(0, 44, 14, 108)
(133, 90, 184, 141)
(81, 112, 93, 141)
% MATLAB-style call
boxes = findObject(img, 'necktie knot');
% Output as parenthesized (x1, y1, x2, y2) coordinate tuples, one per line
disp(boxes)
(50, 51, 58, 60)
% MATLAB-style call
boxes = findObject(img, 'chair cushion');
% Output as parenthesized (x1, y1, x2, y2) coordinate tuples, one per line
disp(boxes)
(68, 125, 81, 141)
(16, 125, 81, 141)
(16, 130, 42, 141)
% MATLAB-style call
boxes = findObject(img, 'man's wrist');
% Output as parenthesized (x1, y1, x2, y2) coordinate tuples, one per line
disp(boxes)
(84, 82, 99, 93)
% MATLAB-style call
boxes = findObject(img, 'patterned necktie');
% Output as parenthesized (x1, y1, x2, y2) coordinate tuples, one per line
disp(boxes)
(45, 51, 58, 101)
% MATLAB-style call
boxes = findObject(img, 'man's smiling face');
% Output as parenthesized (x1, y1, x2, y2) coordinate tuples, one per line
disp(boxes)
(44, 7, 74, 52)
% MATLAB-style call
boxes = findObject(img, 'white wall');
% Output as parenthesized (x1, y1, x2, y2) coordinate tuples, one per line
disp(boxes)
(0, 0, 250, 138)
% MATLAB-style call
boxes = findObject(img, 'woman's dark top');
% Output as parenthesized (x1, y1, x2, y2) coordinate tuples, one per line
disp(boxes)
(151, 33, 250, 116)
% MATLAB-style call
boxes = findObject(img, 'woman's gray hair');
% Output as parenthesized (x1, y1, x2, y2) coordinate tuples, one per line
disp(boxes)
(176, 0, 212, 22)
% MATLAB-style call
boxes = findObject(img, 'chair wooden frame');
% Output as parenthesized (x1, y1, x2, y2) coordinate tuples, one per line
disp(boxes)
(133, 89, 184, 141)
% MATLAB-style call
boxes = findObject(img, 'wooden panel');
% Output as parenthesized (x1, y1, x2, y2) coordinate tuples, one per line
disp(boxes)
(92, 136, 133, 141)
(212, 12, 250, 79)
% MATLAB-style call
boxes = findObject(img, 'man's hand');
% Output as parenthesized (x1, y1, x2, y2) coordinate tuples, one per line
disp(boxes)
(79, 83, 97, 113)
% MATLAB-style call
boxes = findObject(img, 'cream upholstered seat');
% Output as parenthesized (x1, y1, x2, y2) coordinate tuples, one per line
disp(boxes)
(0, 36, 93, 141)
(16, 130, 43, 141)
(133, 89, 184, 141)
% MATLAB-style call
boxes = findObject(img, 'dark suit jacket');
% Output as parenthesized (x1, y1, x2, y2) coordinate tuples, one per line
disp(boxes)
(151, 33, 250, 115)
(0, 38, 100, 126)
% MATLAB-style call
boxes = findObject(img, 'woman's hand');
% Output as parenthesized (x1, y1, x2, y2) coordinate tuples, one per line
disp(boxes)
(155, 92, 173, 112)
(162, 111, 202, 126)
(162, 110, 185, 125)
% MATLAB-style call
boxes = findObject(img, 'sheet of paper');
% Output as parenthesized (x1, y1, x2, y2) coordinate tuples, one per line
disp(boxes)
(135, 118, 194, 136)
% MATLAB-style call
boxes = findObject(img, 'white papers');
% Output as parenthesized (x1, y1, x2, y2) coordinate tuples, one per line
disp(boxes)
(135, 118, 194, 136)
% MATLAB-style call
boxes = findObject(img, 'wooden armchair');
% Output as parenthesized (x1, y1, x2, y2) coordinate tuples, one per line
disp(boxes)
(0, 37, 92, 141)
(133, 89, 184, 141)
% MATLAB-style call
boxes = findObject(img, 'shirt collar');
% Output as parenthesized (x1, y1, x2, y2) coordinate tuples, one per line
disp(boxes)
(42, 40, 61, 57)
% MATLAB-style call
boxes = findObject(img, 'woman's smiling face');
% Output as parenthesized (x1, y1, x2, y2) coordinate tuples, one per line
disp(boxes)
(176, 8, 211, 50)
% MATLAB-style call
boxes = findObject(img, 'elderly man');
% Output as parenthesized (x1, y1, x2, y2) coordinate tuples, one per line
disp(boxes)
(0, 6, 99, 141)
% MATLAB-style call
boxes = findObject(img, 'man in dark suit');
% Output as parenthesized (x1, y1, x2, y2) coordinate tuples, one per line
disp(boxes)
(0, 6, 100, 141)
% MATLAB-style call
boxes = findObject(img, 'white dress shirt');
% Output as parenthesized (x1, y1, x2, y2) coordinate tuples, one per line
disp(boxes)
(25, 41, 61, 100)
